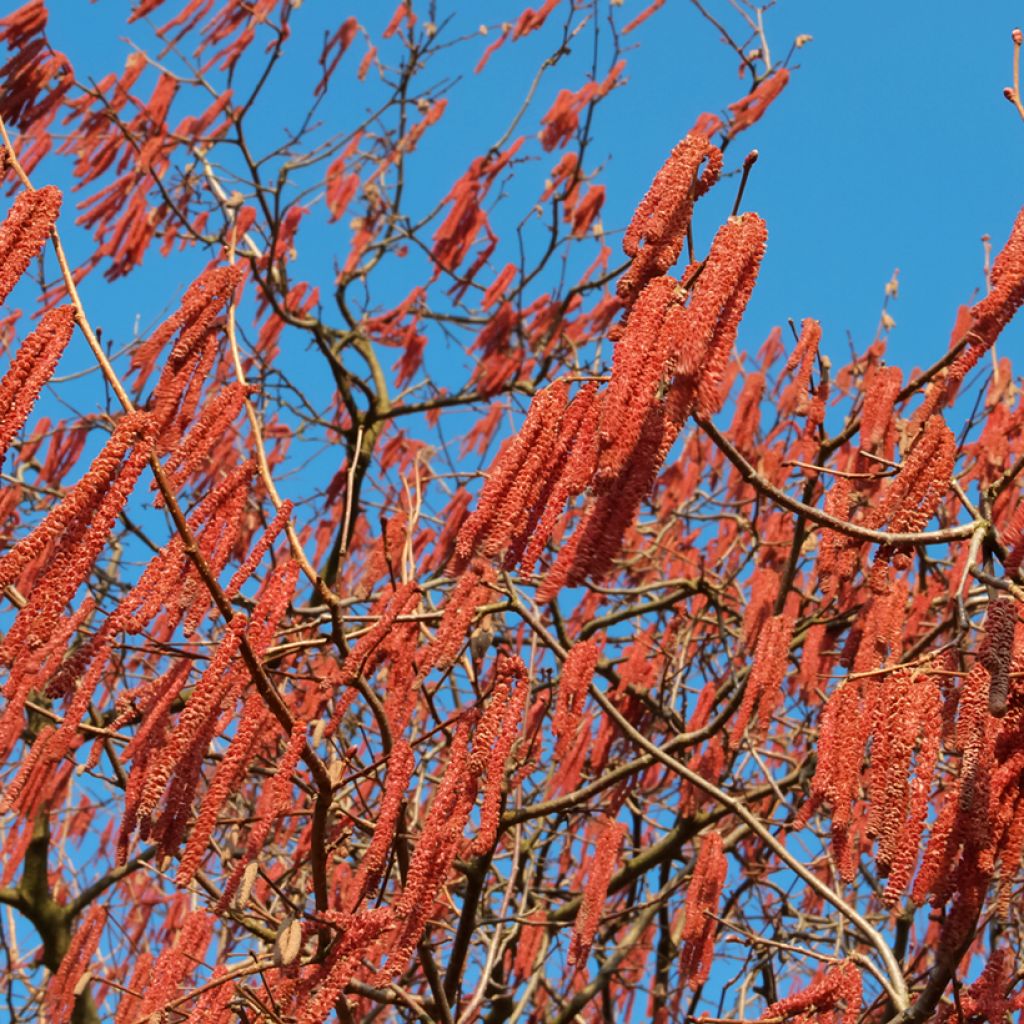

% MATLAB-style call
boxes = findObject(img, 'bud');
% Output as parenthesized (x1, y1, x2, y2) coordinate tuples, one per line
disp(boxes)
(273, 918, 303, 967)
(234, 860, 260, 909)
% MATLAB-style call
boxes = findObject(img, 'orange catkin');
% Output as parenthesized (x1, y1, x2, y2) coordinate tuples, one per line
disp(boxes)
(568, 816, 628, 967)
(679, 831, 726, 986)
(0, 185, 62, 304)
(617, 133, 722, 308)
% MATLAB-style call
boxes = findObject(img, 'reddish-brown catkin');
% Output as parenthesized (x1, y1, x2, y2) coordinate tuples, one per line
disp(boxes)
(872, 415, 955, 536)
(45, 904, 107, 1024)
(778, 317, 821, 417)
(503, 382, 599, 570)
(0, 305, 75, 466)
(742, 566, 779, 645)
(352, 740, 415, 906)
(568, 816, 628, 967)
(730, 612, 792, 745)
(136, 615, 248, 826)
(454, 382, 569, 566)
(679, 831, 727, 986)
(216, 717, 307, 910)
(174, 690, 273, 886)
(520, 382, 601, 573)
(296, 908, 395, 1024)
(424, 559, 495, 673)
(0, 185, 62, 304)
(689, 213, 768, 418)
(968, 204, 1024, 351)
(222, 499, 293, 600)
(0, 412, 153, 663)
(135, 909, 214, 1020)
(159, 379, 254, 497)
(860, 363, 903, 453)
(0, 410, 153, 595)
(473, 654, 529, 854)
(338, 579, 420, 685)
(978, 595, 1017, 716)
(935, 949, 1014, 1024)
(552, 638, 600, 759)
(618, 134, 723, 308)
(385, 719, 477, 976)
(542, 402, 675, 595)
(598, 276, 682, 482)
(872, 668, 917, 873)
(759, 960, 862, 1022)
(882, 671, 942, 904)
(728, 68, 790, 132)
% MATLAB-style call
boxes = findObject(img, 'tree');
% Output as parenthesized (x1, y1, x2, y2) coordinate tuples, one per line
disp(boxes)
(0, 0, 1021, 1021)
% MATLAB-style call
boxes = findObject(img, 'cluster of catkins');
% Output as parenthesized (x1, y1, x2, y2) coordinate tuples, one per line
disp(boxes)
(452, 133, 767, 600)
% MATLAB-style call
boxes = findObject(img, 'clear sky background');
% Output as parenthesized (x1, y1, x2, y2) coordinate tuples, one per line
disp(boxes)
(546, 0, 1024, 378)
(42, 0, 1024, 411)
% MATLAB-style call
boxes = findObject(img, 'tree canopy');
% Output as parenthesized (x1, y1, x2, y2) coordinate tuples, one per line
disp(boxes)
(0, 2, 1022, 1022)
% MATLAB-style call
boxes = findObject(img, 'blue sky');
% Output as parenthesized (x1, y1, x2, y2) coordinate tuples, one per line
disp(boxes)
(603, 1, 1024, 376)
(44, 0, 1024, 387)
(278, 0, 1024, 385)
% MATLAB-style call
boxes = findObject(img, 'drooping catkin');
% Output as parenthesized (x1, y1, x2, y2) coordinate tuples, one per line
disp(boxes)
(567, 816, 628, 967)
(473, 654, 529, 854)
(351, 740, 415, 906)
(45, 904, 107, 1024)
(759, 959, 862, 1023)
(0, 305, 75, 467)
(978, 595, 1017, 717)
(216, 717, 307, 910)
(617, 134, 722, 308)
(679, 830, 726, 986)
(968, 205, 1024, 351)
(552, 638, 599, 759)
(0, 185, 62, 305)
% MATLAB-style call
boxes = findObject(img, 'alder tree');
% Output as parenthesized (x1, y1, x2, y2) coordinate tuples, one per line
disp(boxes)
(0, 1, 1023, 1022)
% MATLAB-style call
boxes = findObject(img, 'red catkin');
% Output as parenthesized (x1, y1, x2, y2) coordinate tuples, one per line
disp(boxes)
(0, 305, 75, 466)
(552, 638, 600, 759)
(351, 740, 415, 906)
(679, 831, 726, 986)
(0, 185, 62, 304)
(978, 595, 1017, 716)
(568, 816, 627, 967)
(759, 959, 862, 1022)
(618, 134, 723, 308)
(45, 904, 107, 1024)
(217, 717, 307, 910)
(473, 654, 529, 854)
(968, 205, 1024, 351)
